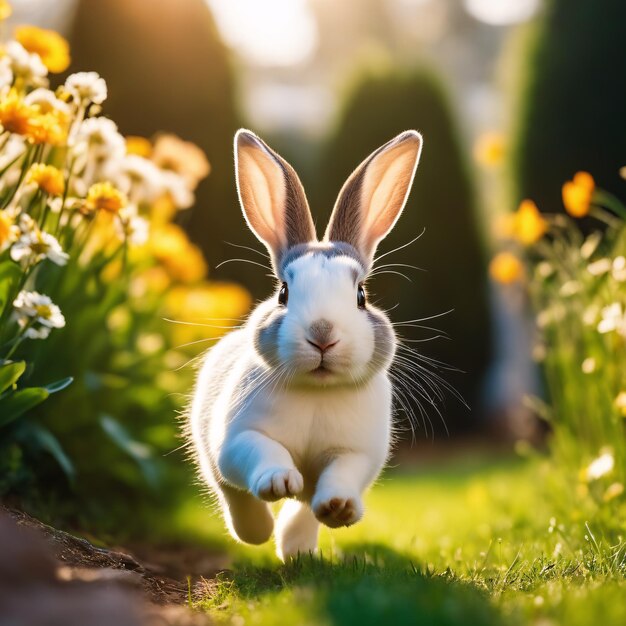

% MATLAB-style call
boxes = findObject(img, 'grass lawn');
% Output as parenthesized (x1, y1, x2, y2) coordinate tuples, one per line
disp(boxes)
(175, 454, 626, 626)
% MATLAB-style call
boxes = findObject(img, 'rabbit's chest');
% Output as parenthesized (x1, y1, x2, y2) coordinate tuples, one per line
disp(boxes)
(258, 374, 392, 463)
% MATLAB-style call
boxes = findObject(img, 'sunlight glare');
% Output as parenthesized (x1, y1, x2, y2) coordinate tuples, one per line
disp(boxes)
(205, 0, 318, 67)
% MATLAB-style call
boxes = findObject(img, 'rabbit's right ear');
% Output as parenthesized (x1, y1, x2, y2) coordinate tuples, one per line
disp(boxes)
(234, 129, 316, 268)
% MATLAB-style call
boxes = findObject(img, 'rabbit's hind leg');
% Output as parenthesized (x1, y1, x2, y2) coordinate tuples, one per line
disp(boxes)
(275, 499, 319, 561)
(219, 484, 274, 545)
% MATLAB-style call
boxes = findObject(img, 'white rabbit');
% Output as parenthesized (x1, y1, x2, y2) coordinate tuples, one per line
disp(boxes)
(189, 128, 423, 560)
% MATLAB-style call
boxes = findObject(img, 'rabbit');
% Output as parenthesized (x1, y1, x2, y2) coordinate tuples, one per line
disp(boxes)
(189, 128, 423, 561)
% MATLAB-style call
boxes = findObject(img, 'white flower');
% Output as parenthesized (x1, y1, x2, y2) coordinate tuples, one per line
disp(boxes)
(12, 290, 65, 340)
(160, 170, 194, 209)
(559, 280, 581, 297)
(116, 205, 149, 246)
(4, 41, 47, 86)
(584, 449, 614, 481)
(106, 154, 162, 204)
(597, 303, 626, 337)
(24, 87, 71, 115)
(75, 117, 125, 159)
(581, 232, 602, 259)
(64, 71, 107, 105)
(612, 256, 626, 282)
(587, 258, 612, 276)
(10, 228, 69, 267)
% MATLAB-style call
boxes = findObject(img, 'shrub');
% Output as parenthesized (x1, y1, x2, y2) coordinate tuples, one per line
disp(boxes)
(509, 0, 626, 213)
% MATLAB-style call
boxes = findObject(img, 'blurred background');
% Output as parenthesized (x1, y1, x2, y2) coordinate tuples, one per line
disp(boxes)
(3, 0, 625, 533)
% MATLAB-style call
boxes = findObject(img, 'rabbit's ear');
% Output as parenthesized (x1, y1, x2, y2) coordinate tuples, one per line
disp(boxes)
(235, 129, 316, 266)
(324, 130, 422, 266)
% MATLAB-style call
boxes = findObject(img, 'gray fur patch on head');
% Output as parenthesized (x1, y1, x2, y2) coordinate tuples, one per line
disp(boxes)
(279, 241, 367, 281)
(366, 308, 396, 372)
(254, 307, 284, 367)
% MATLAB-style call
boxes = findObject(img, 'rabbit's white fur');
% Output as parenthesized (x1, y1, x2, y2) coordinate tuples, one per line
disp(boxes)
(190, 129, 422, 560)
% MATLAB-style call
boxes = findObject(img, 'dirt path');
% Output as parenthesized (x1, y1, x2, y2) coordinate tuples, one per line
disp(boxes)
(1, 505, 226, 625)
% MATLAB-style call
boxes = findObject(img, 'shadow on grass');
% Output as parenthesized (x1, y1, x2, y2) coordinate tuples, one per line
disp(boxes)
(207, 542, 505, 626)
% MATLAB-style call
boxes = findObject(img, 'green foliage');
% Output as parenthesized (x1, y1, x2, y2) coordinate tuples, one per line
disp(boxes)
(319, 67, 491, 434)
(510, 0, 626, 211)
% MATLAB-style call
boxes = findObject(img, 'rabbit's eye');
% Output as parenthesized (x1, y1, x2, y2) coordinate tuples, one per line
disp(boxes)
(357, 284, 366, 309)
(278, 282, 288, 306)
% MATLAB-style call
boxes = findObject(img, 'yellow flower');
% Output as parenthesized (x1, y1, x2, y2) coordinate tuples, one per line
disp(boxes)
(125, 135, 152, 157)
(562, 171, 595, 218)
(615, 391, 626, 417)
(0, 90, 68, 145)
(151, 133, 210, 189)
(27, 163, 65, 196)
(473, 132, 505, 168)
(84, 182, 127, 214)
(0, 1, 12, 21)
(150, 223, 207, 283)
(489, 252, 524, 284)
(14, 25, 70, 73)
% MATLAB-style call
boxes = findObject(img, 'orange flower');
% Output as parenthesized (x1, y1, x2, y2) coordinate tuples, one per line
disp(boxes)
(151, 133, 210, 189)
(495, 200, 547, 246)
(489, 252, 524, 284)
(562, 171, 595, 218)
(513, 199, 547, 245)
(14, 25, 70, 73)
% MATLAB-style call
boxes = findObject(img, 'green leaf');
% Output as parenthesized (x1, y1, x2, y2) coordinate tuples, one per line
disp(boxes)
(0, 261, 21, 312)
(29, 424, 76, 482)
(0, 387, 49, 428)
(44, 377, 73, 394)
(0, 361, 26, 394)
(99, 414, 159, 488)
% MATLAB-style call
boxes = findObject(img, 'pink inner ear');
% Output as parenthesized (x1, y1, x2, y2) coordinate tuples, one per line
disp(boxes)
(360, 141, 421, 254)
(237, 144, 287, 251)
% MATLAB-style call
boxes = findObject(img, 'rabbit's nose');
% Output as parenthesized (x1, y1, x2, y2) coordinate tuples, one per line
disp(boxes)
(306, 338, 339, 354)
(308, 319, 335, 353)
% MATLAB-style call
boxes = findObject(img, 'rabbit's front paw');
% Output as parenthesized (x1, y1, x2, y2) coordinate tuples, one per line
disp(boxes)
(312, 491, 363, 528)
(252, 468, 304, 502)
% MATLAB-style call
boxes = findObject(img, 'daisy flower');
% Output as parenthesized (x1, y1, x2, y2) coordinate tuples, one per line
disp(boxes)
(10, 227, 69, 267)
(12, 290, 65, 339)
(64, 71, 107, 105)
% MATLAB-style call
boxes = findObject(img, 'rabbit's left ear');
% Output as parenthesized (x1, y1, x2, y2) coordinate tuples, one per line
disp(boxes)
(235, 129, 316, 268)
(324, 130, 422, 267)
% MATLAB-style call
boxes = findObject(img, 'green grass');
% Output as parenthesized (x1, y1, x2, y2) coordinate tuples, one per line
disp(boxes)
(180, 456, 626, 626)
